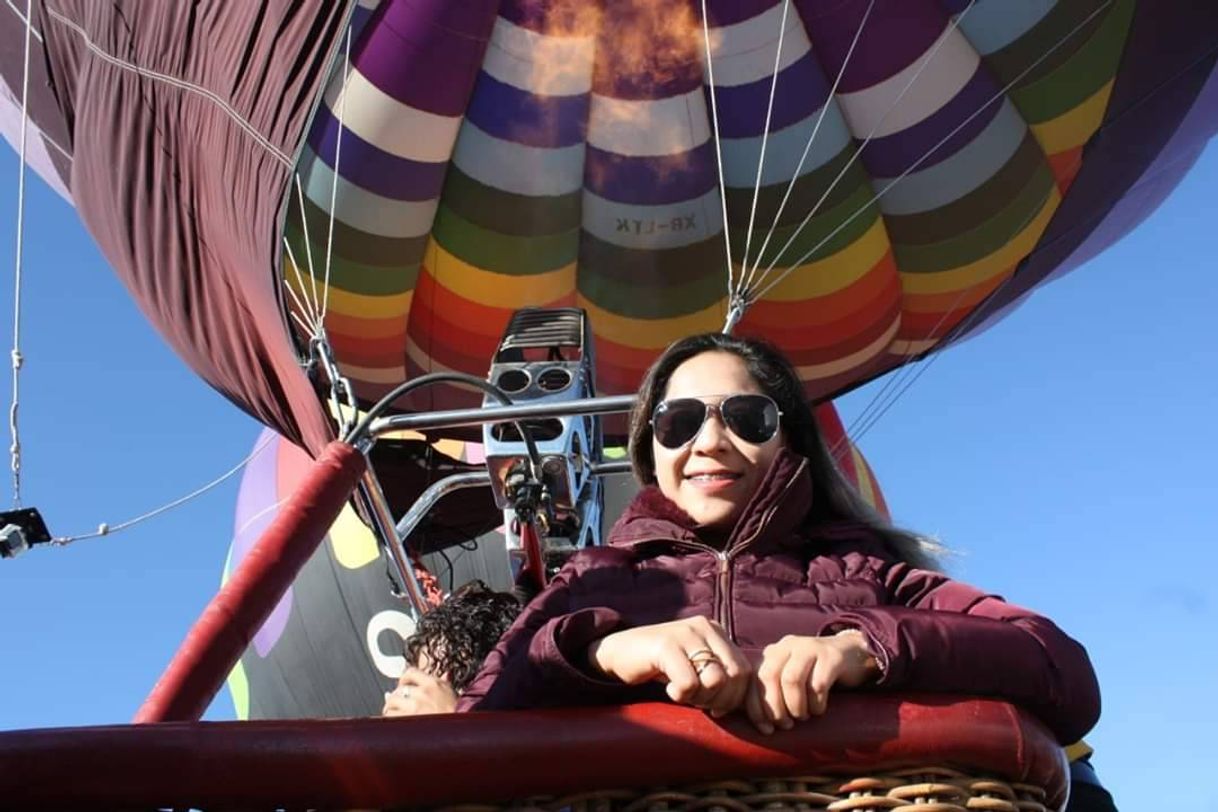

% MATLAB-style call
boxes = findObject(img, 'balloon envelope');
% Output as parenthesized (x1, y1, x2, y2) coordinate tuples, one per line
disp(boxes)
(3, 0, 1217, 469)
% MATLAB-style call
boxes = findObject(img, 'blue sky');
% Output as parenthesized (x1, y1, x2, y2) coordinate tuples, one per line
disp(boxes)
(0, 142, 1214, 810)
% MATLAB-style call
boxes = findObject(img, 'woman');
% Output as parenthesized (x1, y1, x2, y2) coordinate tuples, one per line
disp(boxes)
(458, 333, 1100, 744)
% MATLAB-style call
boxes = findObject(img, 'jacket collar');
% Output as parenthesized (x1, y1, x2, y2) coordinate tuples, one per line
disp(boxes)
(608, 448, 812, 554)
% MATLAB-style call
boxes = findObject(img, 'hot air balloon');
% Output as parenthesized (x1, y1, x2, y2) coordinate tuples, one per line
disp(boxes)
(0, 0, 1214, 474)
(2, 0, 1214, 737)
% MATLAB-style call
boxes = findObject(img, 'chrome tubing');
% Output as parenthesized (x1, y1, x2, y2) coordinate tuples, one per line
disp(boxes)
(394, 471, 492, 544)
(357, 469, 432, 619)
(368, 394, 638, 437)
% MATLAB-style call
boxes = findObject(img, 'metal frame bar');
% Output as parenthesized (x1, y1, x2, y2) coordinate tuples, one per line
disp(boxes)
(353, 394, 638, 617)
(368, 394, 637, 437)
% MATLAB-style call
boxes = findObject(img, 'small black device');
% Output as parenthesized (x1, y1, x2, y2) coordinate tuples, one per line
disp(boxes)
(0, 506, 51, 558)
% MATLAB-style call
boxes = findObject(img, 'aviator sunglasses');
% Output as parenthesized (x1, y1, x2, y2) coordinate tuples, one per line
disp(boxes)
(651, 394, 783, 449)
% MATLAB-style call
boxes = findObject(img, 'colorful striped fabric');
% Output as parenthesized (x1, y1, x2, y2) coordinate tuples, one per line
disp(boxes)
(283, 0, 1134, 412)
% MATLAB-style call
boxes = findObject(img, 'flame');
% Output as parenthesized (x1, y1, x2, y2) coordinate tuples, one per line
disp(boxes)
(501, 0, 722, 185)
(593, 0, 707, 95)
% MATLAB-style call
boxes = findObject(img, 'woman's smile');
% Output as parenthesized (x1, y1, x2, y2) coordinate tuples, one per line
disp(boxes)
(652, 351, 784, 529)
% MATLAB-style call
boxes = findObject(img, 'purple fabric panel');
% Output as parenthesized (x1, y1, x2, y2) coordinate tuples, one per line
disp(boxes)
(0, 6, 74, 168)
(349, 4, 376, 39)
(307, 109, 447, 201)
(704, 0, 783, 28)
(1038, 59, 1218, 281)
(1060, 159, 1198, 271)
(797, 0, 946, 93)
(938, 0, 971, 14)
(970, 154, 1199, 337)
(960, 0, 1218, 334)
(858, 64, 1000, 178)
(586, 142, 716, 205)
(465, 72, 590, 148)
(230, 431, 294, 658)
(353, 0, 498, 115)
(714, 51, 829, 139)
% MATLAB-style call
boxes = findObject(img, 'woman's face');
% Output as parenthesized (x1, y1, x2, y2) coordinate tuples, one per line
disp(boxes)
(651, 351, 785, 530)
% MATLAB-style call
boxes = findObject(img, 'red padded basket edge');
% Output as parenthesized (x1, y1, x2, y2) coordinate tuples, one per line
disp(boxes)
(0, 694, 1068, 810)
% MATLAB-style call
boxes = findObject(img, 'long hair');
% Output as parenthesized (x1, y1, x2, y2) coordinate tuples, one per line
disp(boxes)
(627, 333, 939, 570)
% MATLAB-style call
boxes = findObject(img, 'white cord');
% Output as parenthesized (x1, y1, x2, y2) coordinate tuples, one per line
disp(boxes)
(700, 0, 739, 307)
(740, 0, 876, 296)
(293, 173, 323, 319)
(283, 236, 321, 333)
(8, 0, 35, 507)
(832, 0, 1117, 451)
(737, 0, 792, 290)
(749, 2, 978, 298)
(51, 432, 277, 546)
(2, 0, 41, 42)
(750, 0, 1110, 303)
(320, 28, 352, 325)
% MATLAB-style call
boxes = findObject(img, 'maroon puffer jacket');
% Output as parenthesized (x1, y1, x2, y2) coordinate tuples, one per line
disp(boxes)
(459, 450, 1100, 744)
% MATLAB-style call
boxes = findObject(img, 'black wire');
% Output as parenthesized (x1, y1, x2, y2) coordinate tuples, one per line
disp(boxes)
(434, 542, 456, 594)
(344, 371, 542, 475)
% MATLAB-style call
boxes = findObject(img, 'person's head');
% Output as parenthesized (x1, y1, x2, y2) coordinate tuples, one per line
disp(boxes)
(628, 333, 937, 567)
(404, 580, 521, 693)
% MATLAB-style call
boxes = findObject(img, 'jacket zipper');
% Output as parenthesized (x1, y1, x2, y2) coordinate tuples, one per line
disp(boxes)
(616, 459, 808, 642)
(718, 459, 806, 641)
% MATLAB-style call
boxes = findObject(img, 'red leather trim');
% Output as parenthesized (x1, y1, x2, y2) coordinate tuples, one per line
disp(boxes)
(2, 696, 1068, 810)
(133, 441, 367, 723)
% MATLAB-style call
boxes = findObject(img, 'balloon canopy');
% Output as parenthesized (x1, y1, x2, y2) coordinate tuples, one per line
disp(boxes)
(224, 401, 888, 719)
(3, 0, 1218, 466)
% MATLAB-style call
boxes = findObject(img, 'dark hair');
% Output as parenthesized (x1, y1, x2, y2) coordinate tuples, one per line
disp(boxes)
(627, 333, 937, 570)
(404, 580, 522, 692)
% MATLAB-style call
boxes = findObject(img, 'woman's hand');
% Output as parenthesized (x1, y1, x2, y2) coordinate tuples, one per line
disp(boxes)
(381, 666, 459, 717)
(746, 630, 879, 734)
(587, 616, 751, 717)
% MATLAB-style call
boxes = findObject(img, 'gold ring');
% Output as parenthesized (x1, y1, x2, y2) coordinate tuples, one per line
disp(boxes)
(688, 649, 721, 676)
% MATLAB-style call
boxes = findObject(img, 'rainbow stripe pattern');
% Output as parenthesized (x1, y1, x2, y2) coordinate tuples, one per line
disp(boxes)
(284, 0, 1133, 410)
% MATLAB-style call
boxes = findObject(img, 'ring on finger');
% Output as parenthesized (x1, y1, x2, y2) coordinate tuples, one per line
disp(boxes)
(688, 650, 722, 675)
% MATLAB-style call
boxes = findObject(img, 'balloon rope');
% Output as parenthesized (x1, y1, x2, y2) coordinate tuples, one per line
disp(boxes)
(8, 0, 35, 507)
(282, 236, 322, 334)
(293, 174, 323, 320)
(50, 432, 277, 546)
(747, 1, 976, 301)
(736, 0, 792, 294)
(2, 0, 41, 41)
(749, 0, 1111, 304)
(838, 12, 1209, 452)
(320, 28, 352, 326)
(738, 0, 875, 298)
(699, 0, 738, 316)
(834, 181, 1049, 457)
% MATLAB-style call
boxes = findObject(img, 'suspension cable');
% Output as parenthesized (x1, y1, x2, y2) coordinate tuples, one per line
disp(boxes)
(737, 0, 792, 291)
(320, 28, 352, 326)
(699, 0, 739, 318)
(749, 0, 1110, 303)
(293, 173, 323, 318)
(748, 2, 978, 299)
(738, 0, 876, 297)
(837, 0, 1120, 450)
(51, 432, 276, 546)
(8, 0, 35, 507)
